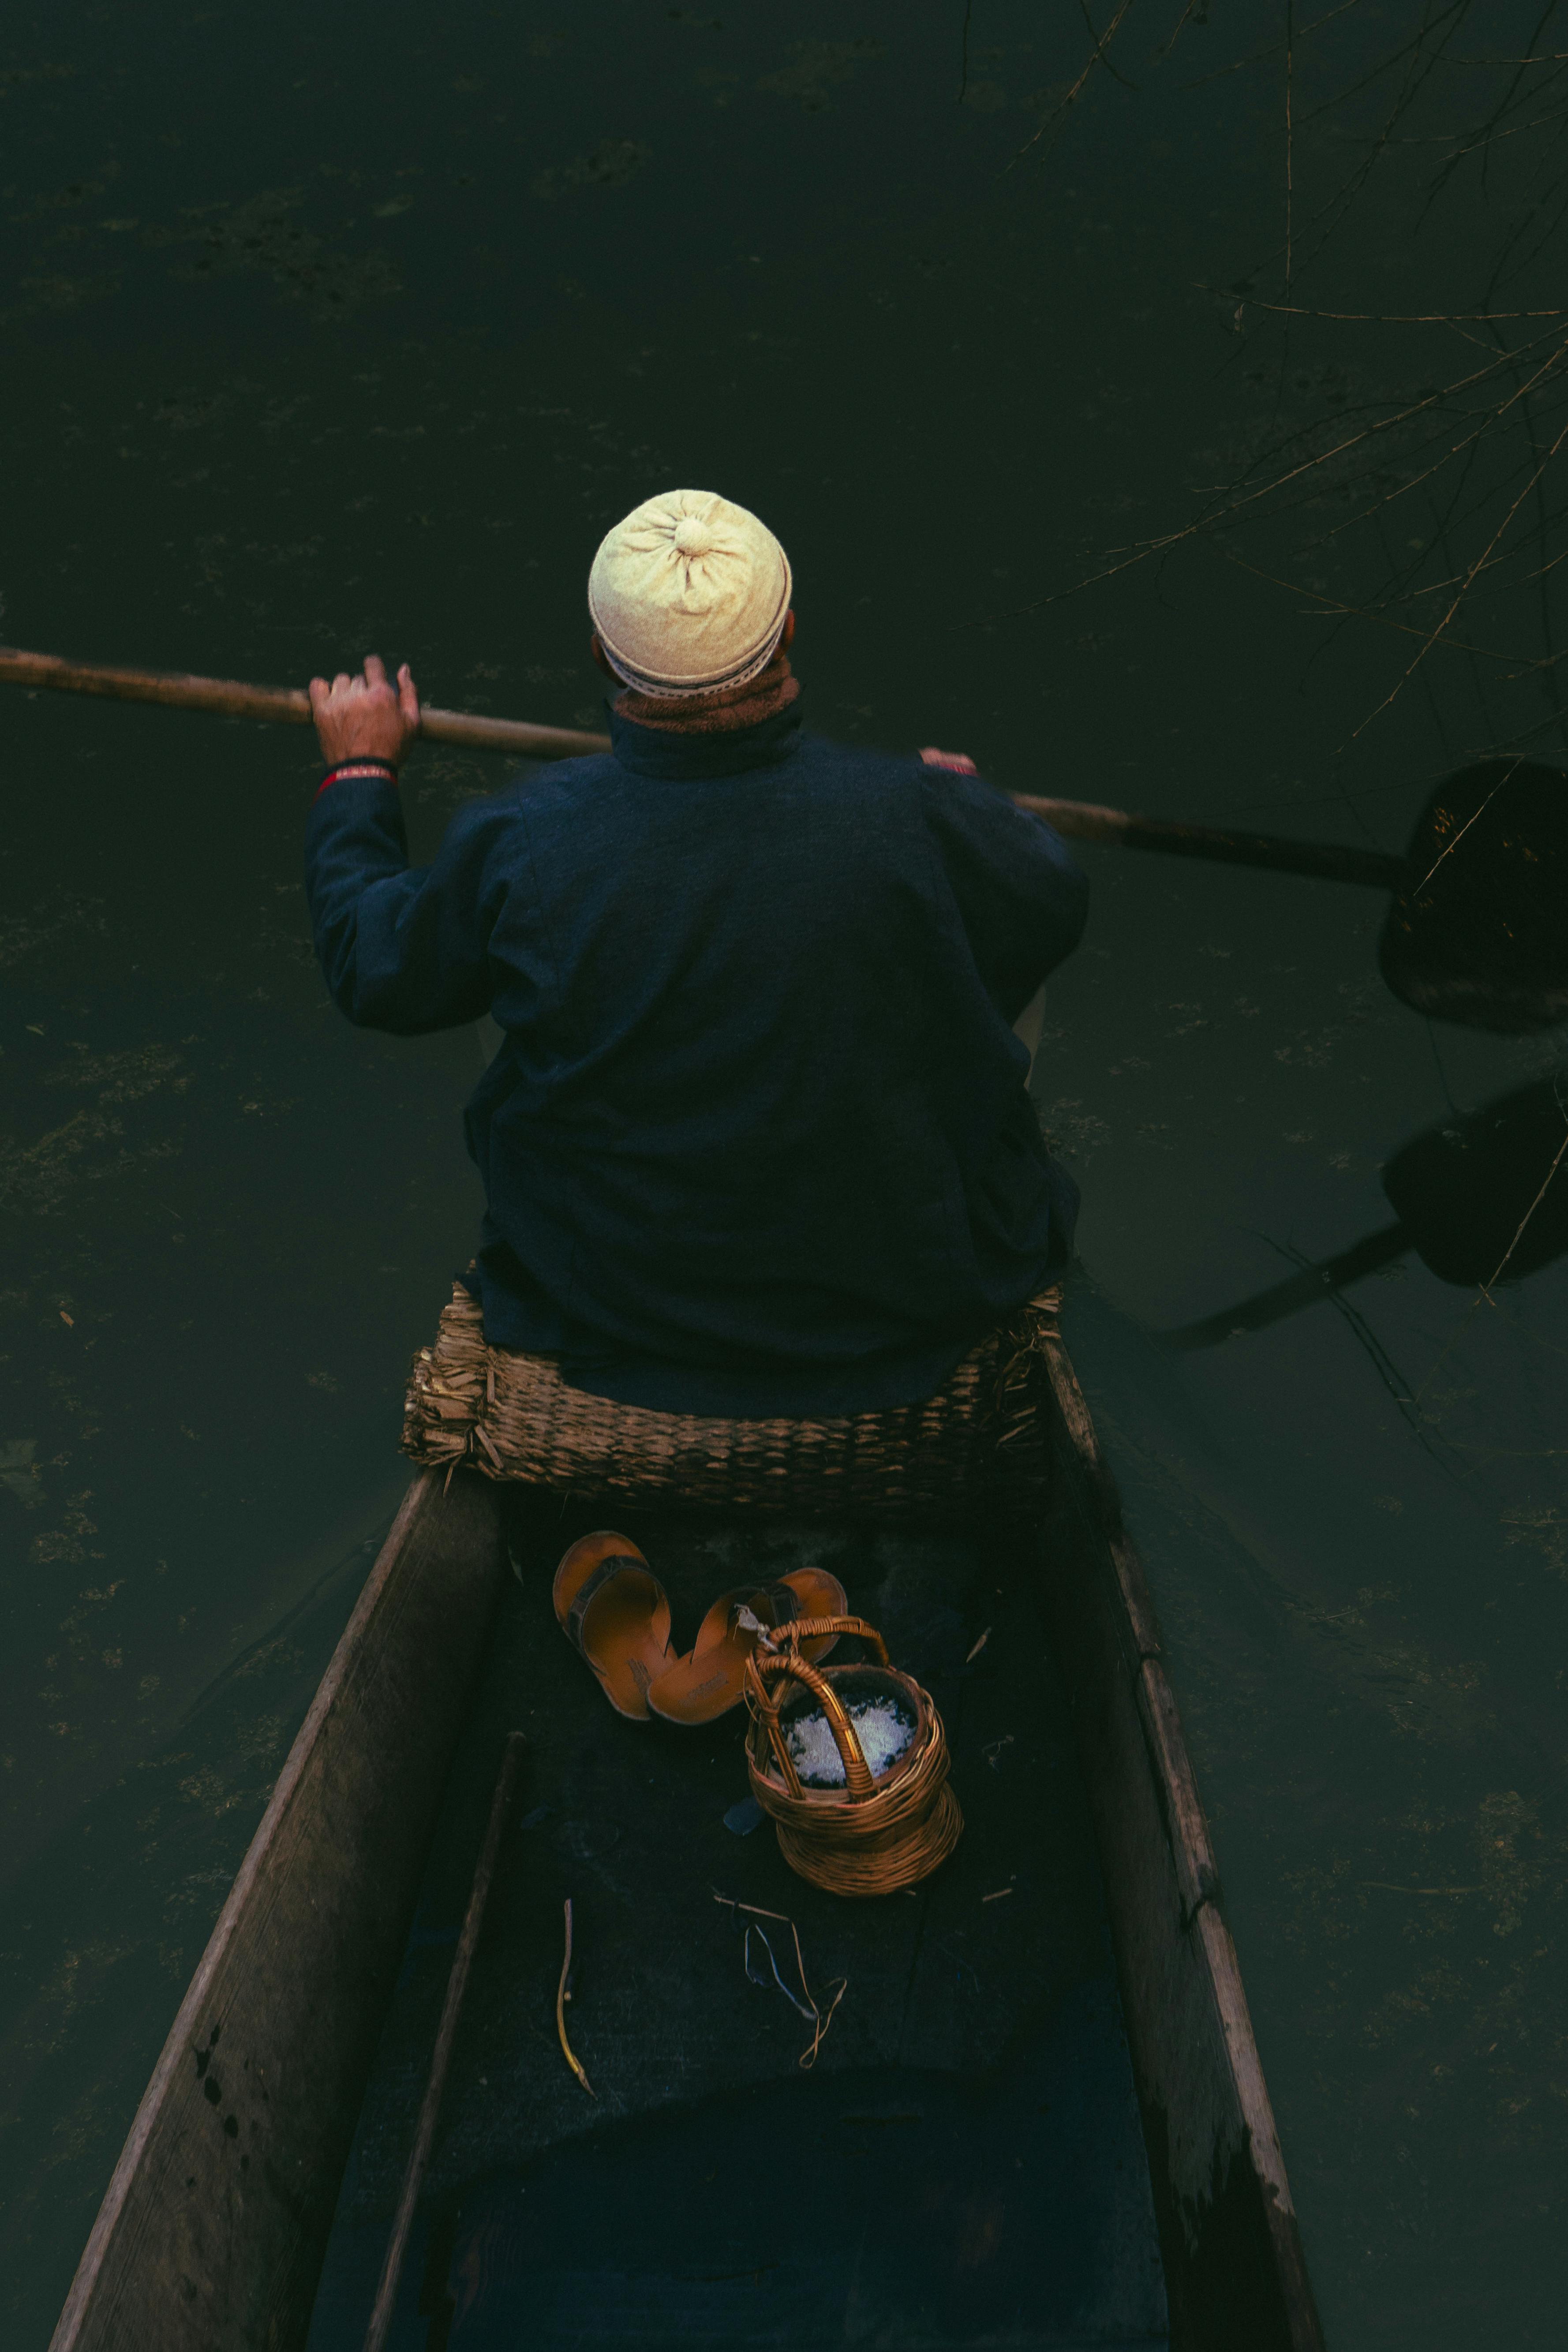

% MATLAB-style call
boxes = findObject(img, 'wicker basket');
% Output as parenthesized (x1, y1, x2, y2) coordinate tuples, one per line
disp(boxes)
(743, 1615, 963, 1896)
(401, 1283, 1059, 1522)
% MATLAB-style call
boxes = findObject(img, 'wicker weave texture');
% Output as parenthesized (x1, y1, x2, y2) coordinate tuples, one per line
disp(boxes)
(744, 1616, 964, 1896)
(401, 1286, 1007, 1517)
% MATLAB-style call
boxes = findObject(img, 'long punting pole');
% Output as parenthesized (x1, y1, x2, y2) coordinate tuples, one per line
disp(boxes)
(0, 644, 611, 763)
(1, 642, 1405, 890)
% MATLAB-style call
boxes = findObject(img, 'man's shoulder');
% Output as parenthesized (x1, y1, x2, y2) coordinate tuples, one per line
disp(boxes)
(488, 736, 928, 826)
(795, 733, 1022, 830)
(513, 749, 624, 802)
(452, 752, 622, 831)
(790, 729, 926, 794)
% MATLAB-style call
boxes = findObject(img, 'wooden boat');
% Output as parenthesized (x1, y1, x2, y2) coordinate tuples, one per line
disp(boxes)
(46, 1331, 1325, 2352)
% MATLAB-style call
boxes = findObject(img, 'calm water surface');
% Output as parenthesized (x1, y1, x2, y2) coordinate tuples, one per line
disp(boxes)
(1, 3, 1565, 2344)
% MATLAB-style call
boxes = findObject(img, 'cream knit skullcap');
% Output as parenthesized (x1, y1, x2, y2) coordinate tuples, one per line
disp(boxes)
(588, 488, 792, 697)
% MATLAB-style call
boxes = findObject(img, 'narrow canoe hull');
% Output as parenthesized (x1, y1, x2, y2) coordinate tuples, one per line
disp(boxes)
(49, 1343, 1323, 2352)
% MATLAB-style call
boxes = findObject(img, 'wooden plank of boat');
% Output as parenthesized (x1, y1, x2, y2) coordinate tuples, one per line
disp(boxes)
(1038, 1330, 1324, 2352)
(47, 1469, 507, 2352)
(48, 1338, 1323, 2352)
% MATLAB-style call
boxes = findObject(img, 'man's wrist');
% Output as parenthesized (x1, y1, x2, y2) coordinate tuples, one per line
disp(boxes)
(317, 758, 400, 797)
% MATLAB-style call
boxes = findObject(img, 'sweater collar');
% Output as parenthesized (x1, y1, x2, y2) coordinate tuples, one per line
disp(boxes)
(607, 696, 804, 781)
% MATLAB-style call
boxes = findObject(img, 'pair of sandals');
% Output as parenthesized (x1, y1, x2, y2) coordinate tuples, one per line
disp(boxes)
(554, 1530, 846, 1724)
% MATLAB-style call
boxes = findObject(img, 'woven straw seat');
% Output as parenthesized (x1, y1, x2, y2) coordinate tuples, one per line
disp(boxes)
(401, 1283, 1058, 1520)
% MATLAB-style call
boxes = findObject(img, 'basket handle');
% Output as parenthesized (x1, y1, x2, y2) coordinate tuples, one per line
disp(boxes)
(745, 1645, 877, 1800)
(744, 1645, 805, 1795)
(756, 1614, 891, 1669)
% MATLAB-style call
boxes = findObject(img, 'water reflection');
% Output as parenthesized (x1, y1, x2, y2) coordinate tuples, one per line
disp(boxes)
(1168, 1071, 1568, 1348)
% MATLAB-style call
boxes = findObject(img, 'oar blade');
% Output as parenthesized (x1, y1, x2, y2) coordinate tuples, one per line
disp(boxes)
(1379, 759, 1568, 1035)
(1382, 1071, 1568, 1286)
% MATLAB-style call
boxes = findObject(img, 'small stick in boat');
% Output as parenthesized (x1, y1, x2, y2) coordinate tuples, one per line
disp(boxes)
(714, 1890, 846, 2068)
(965, 1625, 992, 1664)
(556, 1899, 595, 2098)
(361, 1730, 527, 2352)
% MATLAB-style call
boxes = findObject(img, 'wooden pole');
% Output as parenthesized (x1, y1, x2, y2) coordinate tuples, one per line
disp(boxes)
(0, 645, 612, 761)
(0, 642, 1407, 889)
(361, 1729, 527, 2352)
(1011, 791, 1404, 890)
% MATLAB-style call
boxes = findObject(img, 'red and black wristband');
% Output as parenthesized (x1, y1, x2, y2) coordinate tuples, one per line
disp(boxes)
(316, 758, 399, 798)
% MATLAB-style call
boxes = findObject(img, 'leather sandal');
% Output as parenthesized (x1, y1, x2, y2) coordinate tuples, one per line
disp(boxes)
(759, 1567, 849, 1665)
(647, 1565, 848, 1726)
(553, 1531, 673, 1722)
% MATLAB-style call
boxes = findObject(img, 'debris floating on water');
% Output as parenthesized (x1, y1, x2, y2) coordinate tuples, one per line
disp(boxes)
(965, 1625, 992, 1664)
(785, 1696, 914, 1787)
(0, 1439, 43, 1509)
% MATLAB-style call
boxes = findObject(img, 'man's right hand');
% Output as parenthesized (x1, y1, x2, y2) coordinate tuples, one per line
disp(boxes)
(309, 654, 421, 767)
(919, 746, 978, 775)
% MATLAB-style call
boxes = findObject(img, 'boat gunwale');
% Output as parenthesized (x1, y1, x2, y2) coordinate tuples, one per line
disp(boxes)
(1037, 1327, 1325, 2352)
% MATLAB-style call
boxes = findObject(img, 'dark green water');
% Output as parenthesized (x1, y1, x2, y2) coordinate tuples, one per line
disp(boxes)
(1, 2, 1564, 2343)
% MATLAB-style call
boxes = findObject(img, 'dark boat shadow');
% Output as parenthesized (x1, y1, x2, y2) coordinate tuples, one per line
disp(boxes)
(311, 1975, 1165, 2352)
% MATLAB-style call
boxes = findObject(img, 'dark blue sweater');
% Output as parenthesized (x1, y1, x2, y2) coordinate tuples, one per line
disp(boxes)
(306, 700, 1088, 1416)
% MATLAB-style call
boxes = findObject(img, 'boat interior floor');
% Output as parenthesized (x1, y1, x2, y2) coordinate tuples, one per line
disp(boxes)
(306, 1489, 1169, 2351)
